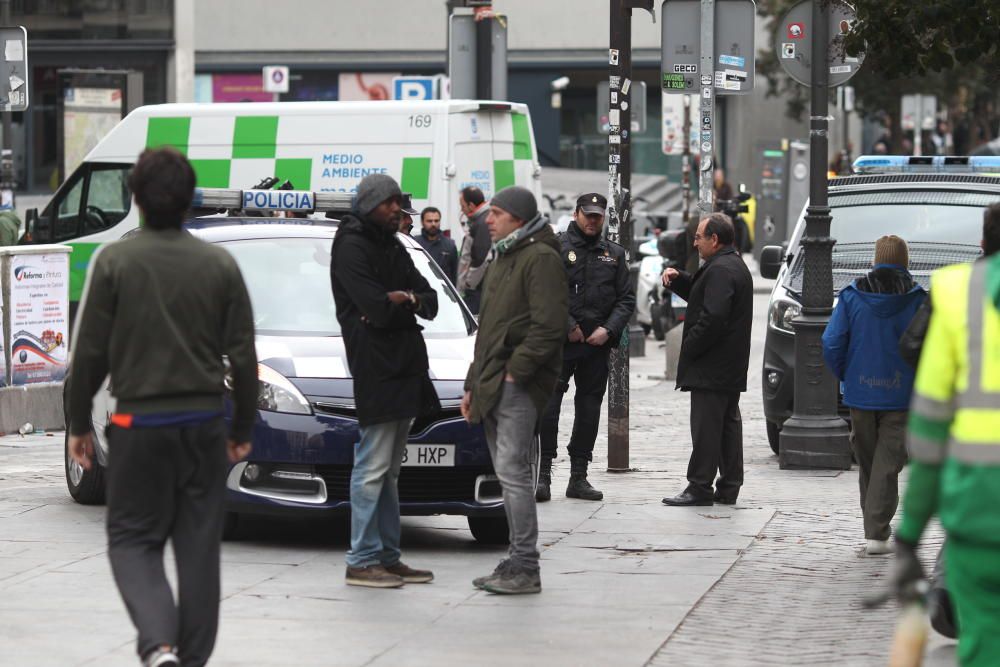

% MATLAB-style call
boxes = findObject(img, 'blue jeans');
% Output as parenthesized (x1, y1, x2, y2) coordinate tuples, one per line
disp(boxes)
(346, 419, 412, 569)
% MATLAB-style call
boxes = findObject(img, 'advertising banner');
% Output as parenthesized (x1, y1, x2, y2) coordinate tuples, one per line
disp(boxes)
(337, 73, 399, 101)
(8, 252, 69, 384)
(211, 74, 275, 103)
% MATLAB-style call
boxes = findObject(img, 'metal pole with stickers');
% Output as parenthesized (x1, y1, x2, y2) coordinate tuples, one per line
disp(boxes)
(661, 0, 755, 216)
(607, 0, 654, 472)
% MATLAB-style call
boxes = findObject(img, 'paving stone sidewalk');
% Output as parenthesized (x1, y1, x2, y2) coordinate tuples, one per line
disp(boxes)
(0, 292, 955, 666)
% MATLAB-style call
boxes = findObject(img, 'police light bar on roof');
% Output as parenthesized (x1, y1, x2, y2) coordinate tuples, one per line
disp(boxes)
(852, 155, 1000, 175)
(191, 188, 355, 213)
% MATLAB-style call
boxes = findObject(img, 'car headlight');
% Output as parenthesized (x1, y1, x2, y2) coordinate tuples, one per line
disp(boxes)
(768, 295, 801, 335)
(258, 364, 312, 414)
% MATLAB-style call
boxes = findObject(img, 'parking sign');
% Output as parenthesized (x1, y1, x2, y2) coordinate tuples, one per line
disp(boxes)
(393, 76, 437, 101)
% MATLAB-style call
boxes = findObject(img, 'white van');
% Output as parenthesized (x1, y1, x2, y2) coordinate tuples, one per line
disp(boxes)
(22, 100, 542, 306)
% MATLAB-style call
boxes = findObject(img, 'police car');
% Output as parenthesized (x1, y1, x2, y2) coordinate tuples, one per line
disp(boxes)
(64, 187, 514, 544)
(758, 156, 1000, 453)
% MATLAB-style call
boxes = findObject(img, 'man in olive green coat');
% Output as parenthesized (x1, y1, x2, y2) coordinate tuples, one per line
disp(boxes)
(462, 186, 567, 595)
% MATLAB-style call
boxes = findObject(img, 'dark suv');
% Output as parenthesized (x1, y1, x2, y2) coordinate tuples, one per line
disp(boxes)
(758, 156, 999, 453)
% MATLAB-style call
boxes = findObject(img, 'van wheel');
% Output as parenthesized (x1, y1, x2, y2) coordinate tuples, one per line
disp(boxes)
(468, 516, 510, 545)
(767, 420, 781, 455)
(222, 512, 240, 541)
(65, 430, 106, 505)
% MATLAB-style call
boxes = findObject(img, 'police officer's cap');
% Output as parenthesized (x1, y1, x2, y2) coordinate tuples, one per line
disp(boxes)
(577, 193, 607, 216)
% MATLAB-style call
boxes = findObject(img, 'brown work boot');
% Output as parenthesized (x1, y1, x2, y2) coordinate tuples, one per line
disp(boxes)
(384, 561, 434, 583)
(345, 564, 404, 588)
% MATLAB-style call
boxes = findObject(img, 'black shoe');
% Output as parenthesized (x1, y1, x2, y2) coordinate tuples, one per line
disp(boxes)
(566, 474, 603, 501)
(662, 491, 713, 506)
(536, 473, 551, 502)
(713, 491, 738, 505)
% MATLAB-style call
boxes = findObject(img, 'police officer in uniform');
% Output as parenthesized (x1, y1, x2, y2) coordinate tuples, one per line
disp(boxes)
(537, 193, 635, 501)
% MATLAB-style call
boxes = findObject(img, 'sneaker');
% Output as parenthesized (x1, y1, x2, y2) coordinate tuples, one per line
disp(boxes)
(866, 539, 893, 556)
(384, 561, 434, 583)
(345, 564, 404, 588)
(143, 647, 179, 667)
(481, 565, 542, 595)
(473, 558, 512, 589)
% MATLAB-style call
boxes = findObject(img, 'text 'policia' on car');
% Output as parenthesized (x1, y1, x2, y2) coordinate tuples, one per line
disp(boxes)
(758, 154, 1000, 453)
(64, 186, 539, 545)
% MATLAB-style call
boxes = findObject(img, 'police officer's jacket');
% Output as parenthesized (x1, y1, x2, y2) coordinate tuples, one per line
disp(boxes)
(559, 221, 636, 349)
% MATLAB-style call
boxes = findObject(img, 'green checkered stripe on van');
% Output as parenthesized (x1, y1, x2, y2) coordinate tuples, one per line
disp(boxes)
(146, 116, 314, 190)
(493, 112, 533, 192)
(145, 116, 433, 198)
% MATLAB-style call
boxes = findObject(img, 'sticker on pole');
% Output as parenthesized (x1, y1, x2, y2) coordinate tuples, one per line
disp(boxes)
(661, 0, 756, 95)
(777, 0, 865, 88)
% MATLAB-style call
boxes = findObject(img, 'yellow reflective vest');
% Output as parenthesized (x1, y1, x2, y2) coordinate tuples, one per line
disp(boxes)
(908, 257, 1000, 464)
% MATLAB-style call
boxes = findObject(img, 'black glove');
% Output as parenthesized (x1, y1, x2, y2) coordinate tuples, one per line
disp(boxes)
(891, 538, 927, 605)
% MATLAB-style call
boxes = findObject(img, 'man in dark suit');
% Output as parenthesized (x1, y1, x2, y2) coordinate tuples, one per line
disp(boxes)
(661, 212, 753, 506)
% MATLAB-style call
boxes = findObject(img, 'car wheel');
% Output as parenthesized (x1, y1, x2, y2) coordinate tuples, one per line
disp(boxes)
(467, 516, 510, 545)
(64, 430, 106, 505)
(767, 420, 781, 455)
(222, 512, 240, 541)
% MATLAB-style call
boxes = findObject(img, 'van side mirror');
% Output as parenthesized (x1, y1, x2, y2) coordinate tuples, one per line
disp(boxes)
(22, 207, 37, 243)
(759, 245, 784, 280)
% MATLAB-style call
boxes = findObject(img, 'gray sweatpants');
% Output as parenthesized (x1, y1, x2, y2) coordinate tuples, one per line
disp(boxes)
(848, 409, 908, 541)
(105, 418, 228, 667)
(482, 381, 540, 572)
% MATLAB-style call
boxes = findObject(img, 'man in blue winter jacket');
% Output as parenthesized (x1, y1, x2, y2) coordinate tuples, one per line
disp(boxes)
(822, 235, 927, 556)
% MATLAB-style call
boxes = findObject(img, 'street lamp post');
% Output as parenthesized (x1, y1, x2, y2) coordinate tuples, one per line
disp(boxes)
(778, 0, 851, 470)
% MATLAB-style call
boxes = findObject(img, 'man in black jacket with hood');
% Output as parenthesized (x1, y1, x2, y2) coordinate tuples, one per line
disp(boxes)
(661, 213, 753, 506)
(331, 173, 440, 588)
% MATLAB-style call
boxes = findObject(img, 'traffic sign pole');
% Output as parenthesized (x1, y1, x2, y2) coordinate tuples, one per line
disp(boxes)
(778, 0, 851, 470)
(697, 0, 715, 216)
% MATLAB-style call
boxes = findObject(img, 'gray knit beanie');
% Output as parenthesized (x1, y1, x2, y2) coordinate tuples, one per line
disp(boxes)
(490, 186, 538, 222)
(354, 173, 402, 217)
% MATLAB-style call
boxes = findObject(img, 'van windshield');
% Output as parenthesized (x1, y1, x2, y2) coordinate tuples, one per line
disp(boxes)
(221, 236, 475, 338)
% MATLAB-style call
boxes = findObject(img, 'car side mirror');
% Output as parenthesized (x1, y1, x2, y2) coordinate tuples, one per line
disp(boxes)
(760, 245, 784, 279)
(658, 228, 686, 260)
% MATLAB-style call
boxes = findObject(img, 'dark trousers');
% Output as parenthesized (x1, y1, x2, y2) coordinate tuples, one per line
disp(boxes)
(463, 288, 482, 315)
(848, 408, 908, 541)
(687, 389, 744, 498)
(106, 418, 228, 667)
(540, 346, 611, 464)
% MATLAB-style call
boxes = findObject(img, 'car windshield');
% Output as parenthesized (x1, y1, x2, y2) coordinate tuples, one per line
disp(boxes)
(829, 203, 986, 244)
(785, 201, 990, 296)
(220, 236, 474, 337)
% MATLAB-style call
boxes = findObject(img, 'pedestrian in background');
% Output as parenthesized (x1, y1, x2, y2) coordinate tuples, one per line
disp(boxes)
(891, 240, 1000, 666)
(661, 213, 753, 507)
(462, 186, 567, 594)
(537, 193, 634, 502)
(456, 186, 492, 313)
(331, 173, 439, 589)
(67, 147, 259, 667)
(822, 235, 926, 555)
(415, 205, 458, 284)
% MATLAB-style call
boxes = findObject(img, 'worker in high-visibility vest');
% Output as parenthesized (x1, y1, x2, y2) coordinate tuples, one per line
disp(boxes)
(892, 204, 1000, 666)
